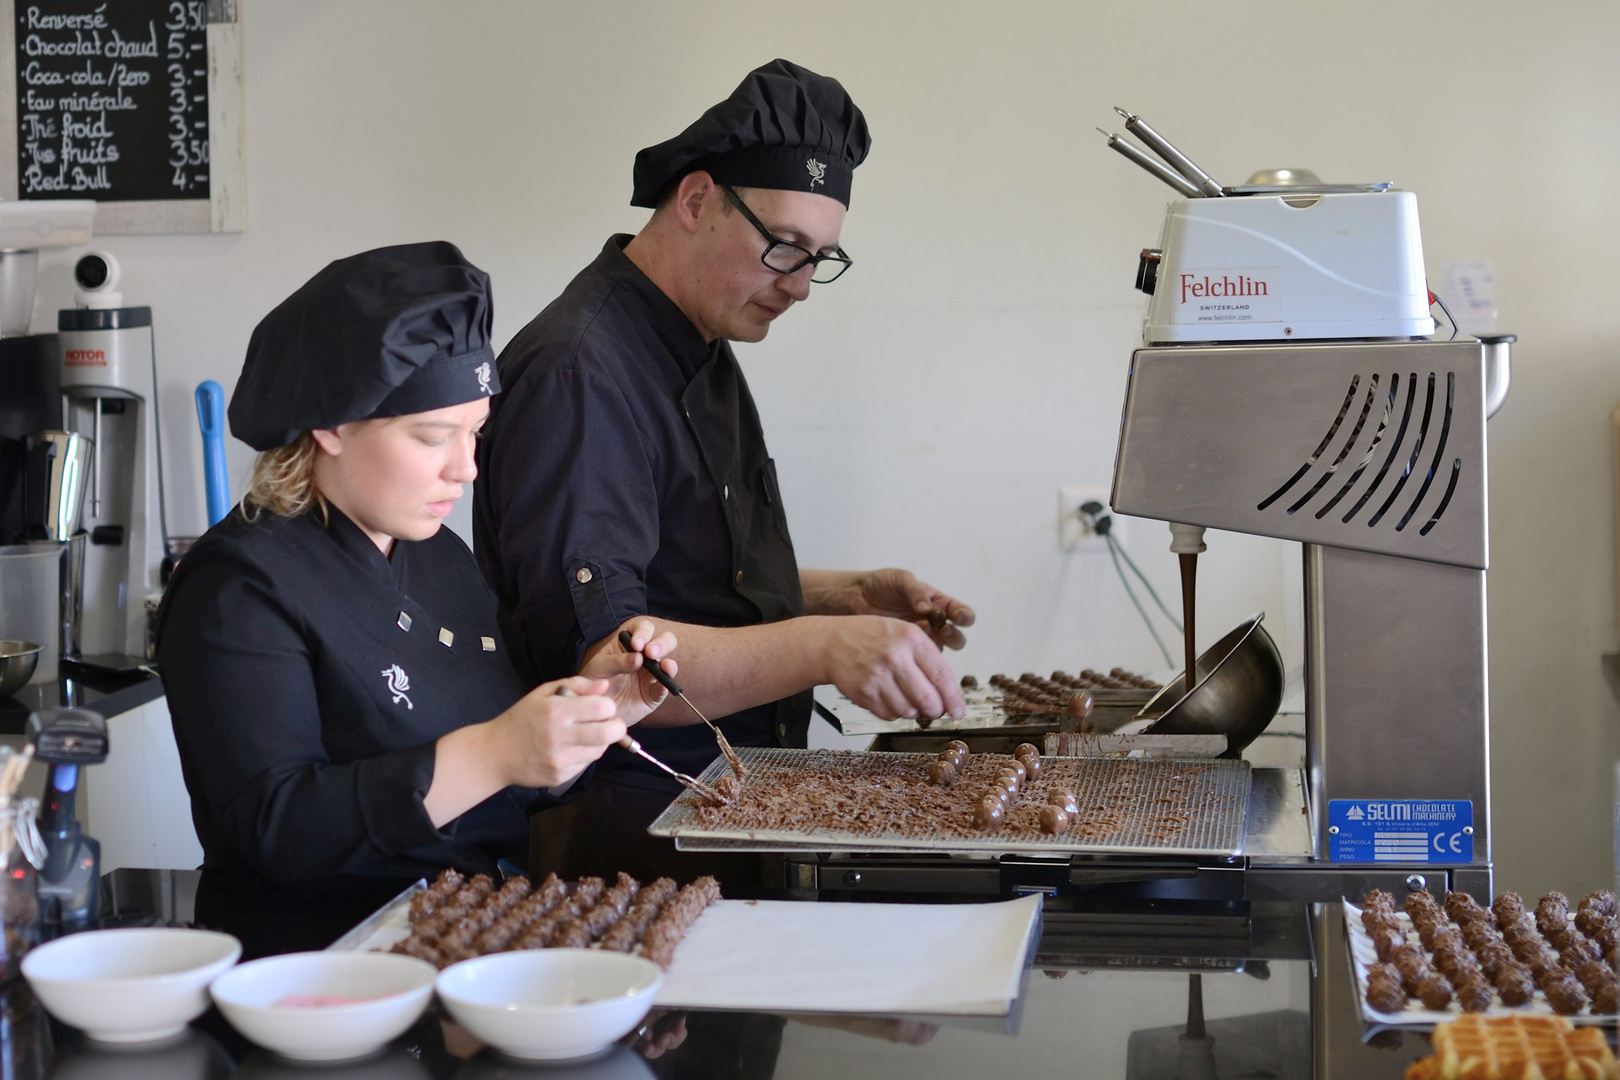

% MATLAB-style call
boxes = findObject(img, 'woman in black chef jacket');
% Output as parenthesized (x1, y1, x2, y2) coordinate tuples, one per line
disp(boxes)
(156, 242, 678, 954)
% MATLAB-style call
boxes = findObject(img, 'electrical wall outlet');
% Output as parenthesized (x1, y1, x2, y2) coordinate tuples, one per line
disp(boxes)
(1059, 487, 1121, 551)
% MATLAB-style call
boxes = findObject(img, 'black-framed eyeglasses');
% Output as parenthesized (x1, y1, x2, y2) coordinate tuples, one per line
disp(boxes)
(721, 185, 852, 284)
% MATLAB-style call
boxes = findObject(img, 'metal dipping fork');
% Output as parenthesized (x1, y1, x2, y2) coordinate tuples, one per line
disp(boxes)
(618, 630, 746, 779)
(553, 684, 730, 804)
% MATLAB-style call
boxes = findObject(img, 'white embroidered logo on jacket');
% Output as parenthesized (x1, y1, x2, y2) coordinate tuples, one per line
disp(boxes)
(805, 157, 826, 188)
(382, 664, 414, 710)
(475, 361, 493, 395)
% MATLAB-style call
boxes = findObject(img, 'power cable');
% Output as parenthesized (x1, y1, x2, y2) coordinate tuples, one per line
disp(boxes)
(1103, 526, 1175, 668)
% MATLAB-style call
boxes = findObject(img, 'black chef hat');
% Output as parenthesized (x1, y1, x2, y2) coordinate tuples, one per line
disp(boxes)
(631, 59, 870, 209)
(229, 242, 499, 451)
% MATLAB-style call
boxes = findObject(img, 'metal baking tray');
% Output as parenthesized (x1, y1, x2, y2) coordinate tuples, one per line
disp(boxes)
(648, 747, 1250, 857)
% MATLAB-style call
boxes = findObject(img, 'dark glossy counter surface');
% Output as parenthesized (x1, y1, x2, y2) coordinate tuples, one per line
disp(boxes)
(0, 869, 1444, 1079)
(0, 670, 163, 733)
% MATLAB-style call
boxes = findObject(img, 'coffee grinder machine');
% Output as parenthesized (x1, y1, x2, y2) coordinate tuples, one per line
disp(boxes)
(1102, 113, 1510, 900)
(55, 252, 170, 669)
(0, 201, 98, 684)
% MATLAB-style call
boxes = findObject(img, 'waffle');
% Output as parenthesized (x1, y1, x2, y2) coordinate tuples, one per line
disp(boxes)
(1403, 1015, 1618, 1080)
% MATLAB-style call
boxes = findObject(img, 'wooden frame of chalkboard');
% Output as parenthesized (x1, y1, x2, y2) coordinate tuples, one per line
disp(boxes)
(0, 0, 243, 234)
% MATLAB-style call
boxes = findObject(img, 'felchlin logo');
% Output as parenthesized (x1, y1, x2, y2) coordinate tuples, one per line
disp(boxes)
(805, 158, 827, 189)
(475, 361, 492, 395)
(1178, 272, 1269, 304)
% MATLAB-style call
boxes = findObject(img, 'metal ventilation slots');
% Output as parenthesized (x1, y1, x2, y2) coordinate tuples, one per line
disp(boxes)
(1258, 371, 1461, 537)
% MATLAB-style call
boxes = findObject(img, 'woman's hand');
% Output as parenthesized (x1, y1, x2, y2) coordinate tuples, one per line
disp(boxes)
(426, 676, 625, 825)
(580, 617, 679, 726)
(495, 677, 627, 789)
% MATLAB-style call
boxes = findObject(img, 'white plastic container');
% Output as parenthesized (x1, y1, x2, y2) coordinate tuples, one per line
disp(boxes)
(1143, 190, 1434, 343)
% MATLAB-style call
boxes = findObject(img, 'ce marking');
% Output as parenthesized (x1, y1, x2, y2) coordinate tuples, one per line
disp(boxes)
(1433, 832, 1465, 854)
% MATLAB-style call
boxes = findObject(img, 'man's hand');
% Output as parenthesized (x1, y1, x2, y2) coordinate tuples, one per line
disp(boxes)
(580, 617, 678, 725)
(802, 568, 975, 650)
(824, 615, 965, 721)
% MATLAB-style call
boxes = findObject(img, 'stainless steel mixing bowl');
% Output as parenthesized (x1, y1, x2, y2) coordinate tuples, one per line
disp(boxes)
(0, 640, 40, 698)
(1136, 615, 1284, 754)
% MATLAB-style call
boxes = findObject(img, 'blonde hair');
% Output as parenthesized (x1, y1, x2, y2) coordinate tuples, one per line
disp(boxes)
(242, 432, 329, 523)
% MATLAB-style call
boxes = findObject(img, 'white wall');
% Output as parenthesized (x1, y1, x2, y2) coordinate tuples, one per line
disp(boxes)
(26, 0, 1620, 898)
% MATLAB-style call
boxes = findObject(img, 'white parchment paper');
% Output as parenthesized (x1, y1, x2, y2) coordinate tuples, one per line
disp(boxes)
(654, 896, 1041, 1016)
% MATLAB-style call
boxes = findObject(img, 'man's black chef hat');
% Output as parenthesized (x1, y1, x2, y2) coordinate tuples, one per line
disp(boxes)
(631, 59, 871, 210)
(229, 242, 500, 451)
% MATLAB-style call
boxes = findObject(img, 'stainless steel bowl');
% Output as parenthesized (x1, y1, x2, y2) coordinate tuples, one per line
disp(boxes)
(1136, 615, 1284, 754)
(0, 640, 41, 698)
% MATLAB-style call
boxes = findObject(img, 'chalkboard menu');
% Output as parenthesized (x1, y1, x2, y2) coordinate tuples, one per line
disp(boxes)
(0, 0, 242, 234)
(14, 0, 208, 201)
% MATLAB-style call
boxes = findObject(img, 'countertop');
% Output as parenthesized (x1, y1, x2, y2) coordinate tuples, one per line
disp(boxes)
(0, 669, 163, 733)
(0, 868, 1436, 1079)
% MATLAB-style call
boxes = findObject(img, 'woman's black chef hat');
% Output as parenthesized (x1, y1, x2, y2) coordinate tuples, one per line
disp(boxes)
(631, 59, 871, 210)
(229, 242, 499, 451)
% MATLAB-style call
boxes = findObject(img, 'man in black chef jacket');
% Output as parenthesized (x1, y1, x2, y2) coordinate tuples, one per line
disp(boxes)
(475, 59, 974, 885)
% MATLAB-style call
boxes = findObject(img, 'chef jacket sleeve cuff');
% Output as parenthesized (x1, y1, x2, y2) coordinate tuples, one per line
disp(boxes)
(566, 560, 649, 656)
(367, 741, 458, 850)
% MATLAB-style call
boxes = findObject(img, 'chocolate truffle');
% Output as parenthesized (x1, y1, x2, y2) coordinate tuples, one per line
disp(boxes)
(960, 674, 979, 689)
(1364, 964, 1407, 1013)
(1403, 890, 1438, 920)
(1363, 888, 1397, 913)
(1455, 977, 1495, 1013)
(973, 796, 1004, 830)
(1582, 890, 1619, 919)
(946, 740, 969, 755)
(1477, 942, 1516, 981)
(1416, 972, 1454, 1010)
(1372, 927, 1406, 964)
(1496, 967, 1536, 1006)
(1038, 805, 1070, 835)
(1576, 959, 1615, 993)
(1562, 937, 1602, 970)
(927, 760, 957, 787)
(1545, 975, 1588, 1016)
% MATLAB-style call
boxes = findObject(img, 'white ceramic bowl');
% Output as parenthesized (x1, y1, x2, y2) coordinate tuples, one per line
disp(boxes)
(210, 951, 436, 1062)
(21, 927, 242, 1043)
(436, 949, 664, 1062)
